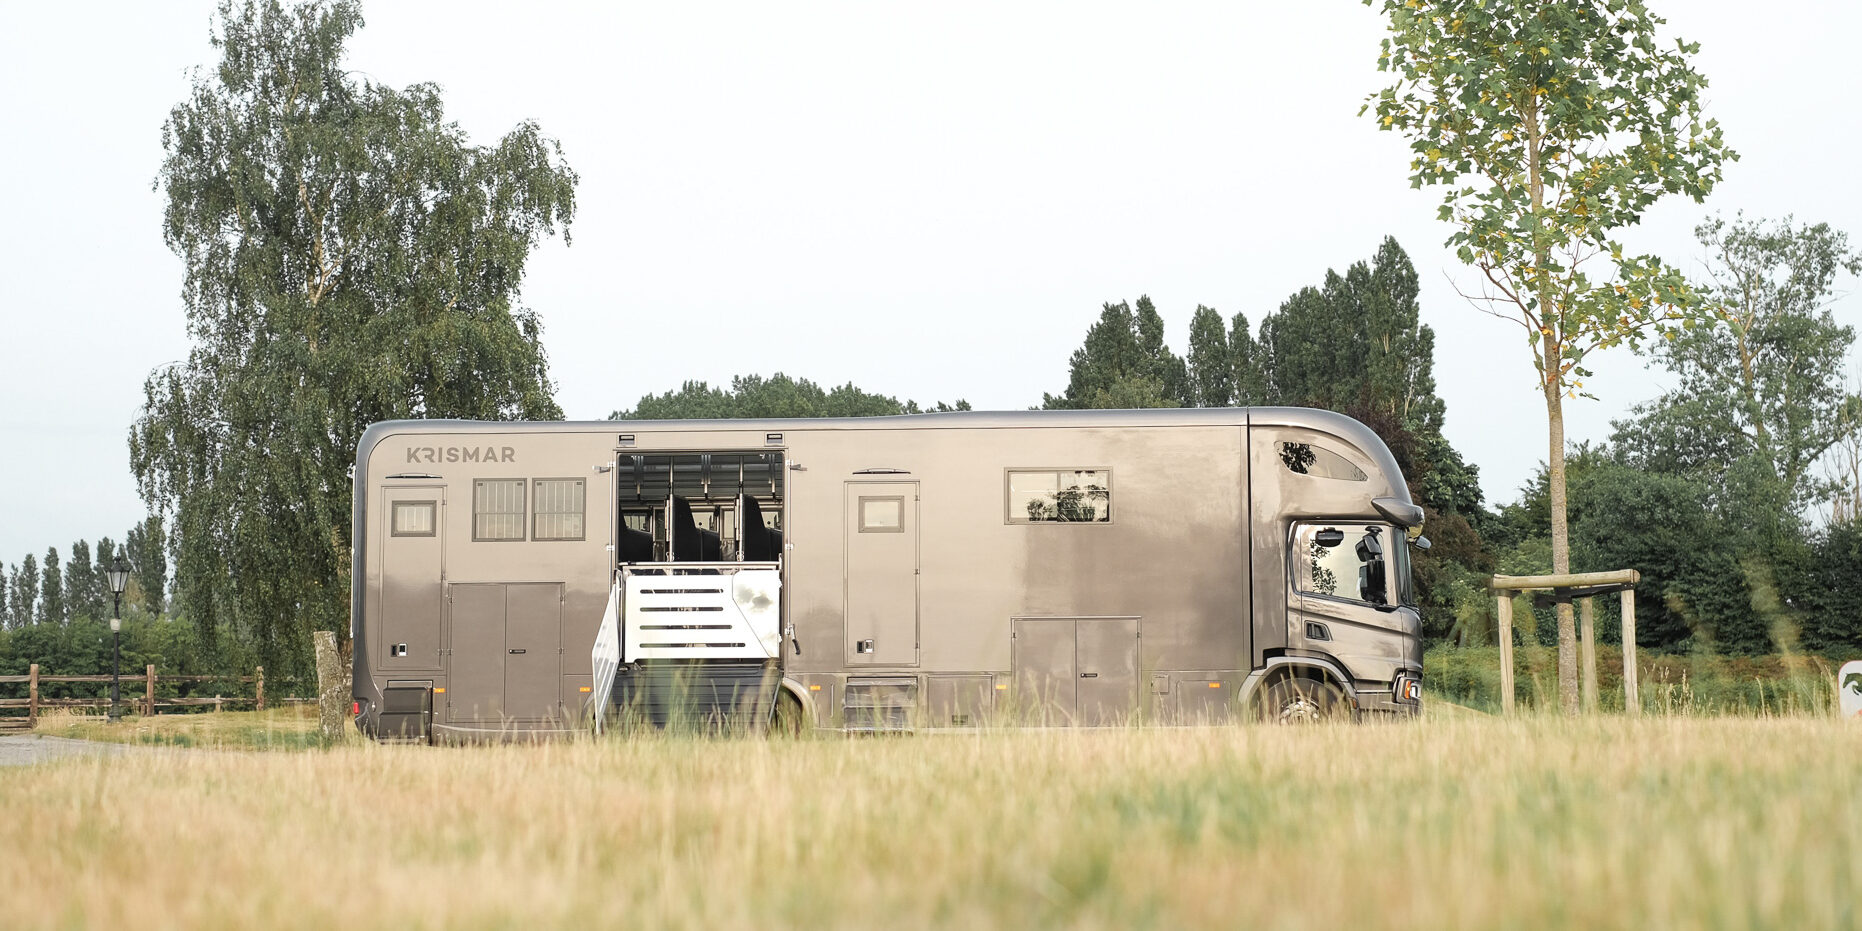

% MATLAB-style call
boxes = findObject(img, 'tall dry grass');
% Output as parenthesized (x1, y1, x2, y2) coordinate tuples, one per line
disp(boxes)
(3, 713, 1859, 930)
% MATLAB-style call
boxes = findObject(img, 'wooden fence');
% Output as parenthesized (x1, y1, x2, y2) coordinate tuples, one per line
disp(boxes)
(0, 664, 313, 731)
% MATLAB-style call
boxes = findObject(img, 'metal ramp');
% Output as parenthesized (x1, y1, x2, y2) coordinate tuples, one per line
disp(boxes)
(590, 563, 783, 733)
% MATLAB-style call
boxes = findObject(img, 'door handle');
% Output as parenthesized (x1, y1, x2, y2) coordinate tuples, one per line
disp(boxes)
(1080, 672, 1098, 678)
(508, 649, 526, 655)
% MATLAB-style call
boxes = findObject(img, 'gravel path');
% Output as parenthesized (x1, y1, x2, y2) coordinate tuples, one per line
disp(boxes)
(0, 734, 151, 766)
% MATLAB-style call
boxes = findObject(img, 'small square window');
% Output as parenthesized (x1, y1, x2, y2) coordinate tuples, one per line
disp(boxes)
(859, 496, 904, 533)
(391, 501, 436, 537)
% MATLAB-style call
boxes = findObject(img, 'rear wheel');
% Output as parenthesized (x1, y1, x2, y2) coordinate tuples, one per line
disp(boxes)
(1258, 675, 1349, 724)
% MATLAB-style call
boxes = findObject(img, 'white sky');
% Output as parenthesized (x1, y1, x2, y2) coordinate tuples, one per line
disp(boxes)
(1, 1, 1858, 565)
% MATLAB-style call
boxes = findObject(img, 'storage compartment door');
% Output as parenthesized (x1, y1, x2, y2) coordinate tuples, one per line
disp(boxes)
(1012, 618, 1076, 725)
(446, 583, 506, 723)
(844, 482, 919, 666)
(504, 583, 564, 722)
(1075, 617, 1140, 727)
(380, 486, 443, 670)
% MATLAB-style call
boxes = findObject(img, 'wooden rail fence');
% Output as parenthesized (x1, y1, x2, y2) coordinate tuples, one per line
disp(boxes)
(0, 664, 312, 731)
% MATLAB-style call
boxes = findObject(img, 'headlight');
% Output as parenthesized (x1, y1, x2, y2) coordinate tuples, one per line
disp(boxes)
(1393, 673, 1422, 703)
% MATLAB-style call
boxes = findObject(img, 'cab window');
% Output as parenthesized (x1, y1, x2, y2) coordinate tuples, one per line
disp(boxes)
(1294, 523, 1396, 607)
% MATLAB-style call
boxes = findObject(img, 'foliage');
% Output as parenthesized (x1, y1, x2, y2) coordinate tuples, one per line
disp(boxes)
(1365, 0, 1734, 394)
(1228, 311, 1267, 406)
(613, 373, 968, 420)
(37, 548, 62, 627)
(129, 0, 576, 676)
(1185, 305, 1233, 407)
(1042, 297, 1191, 410)
(123, 514, 168, 613)
(1614, 214, 1862, 517)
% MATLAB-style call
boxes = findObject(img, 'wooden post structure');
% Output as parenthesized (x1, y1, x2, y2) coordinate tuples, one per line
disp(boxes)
(1579, 598, 1598, 713)
(1622, 588, 1639, 717)
(256, 665, 265, 712)
(27, 664, 39, 729)
(145, 665, 156, 717)
(1496, 595, 1515, 716)
(1491, 570, 1640, 716)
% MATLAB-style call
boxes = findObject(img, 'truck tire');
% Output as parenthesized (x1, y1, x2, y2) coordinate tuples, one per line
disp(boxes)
(771, 688, 807, 738)
(1258, 675, 1348, 724)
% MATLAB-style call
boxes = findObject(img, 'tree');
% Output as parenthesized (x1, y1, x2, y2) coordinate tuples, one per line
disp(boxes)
(614, 373, 967, 420)
(1366, 0, 1735, 712)
(1229, 312, 1267, 406)
(1043, 298, 1190, 410)
(38, 547, 64, 626)
(1186, 305, 1233, 407)
(1363, 237, 1445, 433)
(14, 556, 38, 628)
(129, 0, 576, 674)
(123, 516, 168, 614)
(1617, 215, 1861, 516)
(63, 540, 99, 622)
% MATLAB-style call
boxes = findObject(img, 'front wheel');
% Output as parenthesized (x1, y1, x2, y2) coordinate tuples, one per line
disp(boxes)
(770, 688, 807, 738)
(1257, 676, 1349, 724)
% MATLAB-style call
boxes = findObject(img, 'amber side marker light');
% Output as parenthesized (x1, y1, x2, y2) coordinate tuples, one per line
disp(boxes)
(1209, 682, 1222, 688)
(433, 687, 445, 694)
(579, 686, 591, 693)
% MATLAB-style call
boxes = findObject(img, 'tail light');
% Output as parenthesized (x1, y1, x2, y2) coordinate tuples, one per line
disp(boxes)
(351, 701, 361, 716)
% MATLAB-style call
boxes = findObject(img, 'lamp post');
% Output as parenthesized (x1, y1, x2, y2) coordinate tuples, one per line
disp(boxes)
(106, 556, 130, 722)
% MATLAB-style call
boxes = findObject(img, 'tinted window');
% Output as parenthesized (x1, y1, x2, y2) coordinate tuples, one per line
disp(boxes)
(1296, 523, 1393, 606)
(1280, 442, 1367, 481)
(1007, 469, 1111, 523)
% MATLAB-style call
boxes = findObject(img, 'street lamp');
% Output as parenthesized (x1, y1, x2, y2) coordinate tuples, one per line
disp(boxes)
(106, 556, 130, 722)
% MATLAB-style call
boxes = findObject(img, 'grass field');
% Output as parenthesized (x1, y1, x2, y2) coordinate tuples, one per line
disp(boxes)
(3, 710, 1859, 930)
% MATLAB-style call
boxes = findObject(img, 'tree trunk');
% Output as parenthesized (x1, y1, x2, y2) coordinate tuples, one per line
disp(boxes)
(1542, 335, 1580, 715)
(313, 630, 350, 744)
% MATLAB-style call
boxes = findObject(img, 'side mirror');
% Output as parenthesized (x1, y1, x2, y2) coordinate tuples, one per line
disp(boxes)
(1314, 528, 1345, 548)
(1411, 536, 1432, 553)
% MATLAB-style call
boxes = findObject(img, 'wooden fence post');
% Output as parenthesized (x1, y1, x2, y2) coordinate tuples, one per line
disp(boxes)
(145, 665, 156, 717)
(1579, 597, 1598, 714)
(1496, 595, 1515, 716)
(256, 665, 265, 712)
(1622, 588, 1639, 717)
(28, 664, 39, 729)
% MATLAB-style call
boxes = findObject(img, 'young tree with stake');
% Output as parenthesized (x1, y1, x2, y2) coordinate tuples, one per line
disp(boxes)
(1363, 0, 1735, 711)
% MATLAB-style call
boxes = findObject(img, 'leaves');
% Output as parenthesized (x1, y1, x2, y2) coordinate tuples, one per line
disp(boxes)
(1365, 0, 1736, 386)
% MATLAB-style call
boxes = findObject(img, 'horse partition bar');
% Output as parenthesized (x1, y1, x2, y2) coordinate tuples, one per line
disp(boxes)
(614, 451, 784, 563)
(1491, 570, 1640, 716)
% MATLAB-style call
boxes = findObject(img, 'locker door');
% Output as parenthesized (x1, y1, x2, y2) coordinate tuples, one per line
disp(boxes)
(504, 583, 563, 722)
(1075, 618, 1139, 726)
(446, 583, 506, 723)
(1012, 618, 1076, 725)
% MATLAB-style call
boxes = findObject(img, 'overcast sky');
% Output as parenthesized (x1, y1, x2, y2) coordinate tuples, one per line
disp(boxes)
(2, 1, 1858, 565)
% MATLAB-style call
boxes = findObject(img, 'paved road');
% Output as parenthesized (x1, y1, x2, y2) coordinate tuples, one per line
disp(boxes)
(0, 735, 149, 766)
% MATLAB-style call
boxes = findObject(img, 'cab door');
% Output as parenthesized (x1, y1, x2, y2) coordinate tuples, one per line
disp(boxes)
(1289, 522, 1415, 683)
